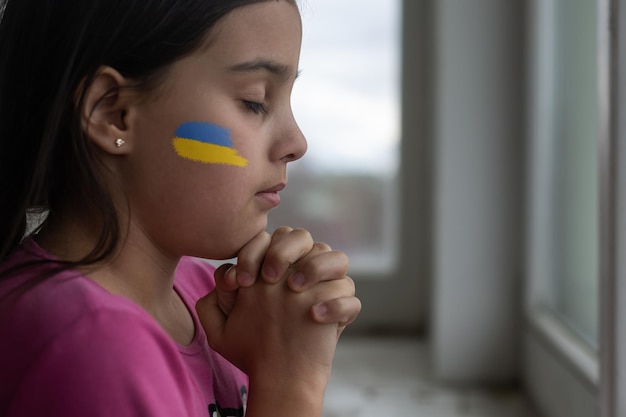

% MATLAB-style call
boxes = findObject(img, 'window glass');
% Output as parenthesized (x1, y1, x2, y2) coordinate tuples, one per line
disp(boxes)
(268, 0, 401, 274)
(528, 0, 598, 347)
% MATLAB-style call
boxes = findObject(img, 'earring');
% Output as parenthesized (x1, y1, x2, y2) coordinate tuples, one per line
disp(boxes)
(115, 138, 125, 148)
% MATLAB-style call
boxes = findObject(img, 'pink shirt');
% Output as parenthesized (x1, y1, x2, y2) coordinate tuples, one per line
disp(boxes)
(0, 238, 248, 417)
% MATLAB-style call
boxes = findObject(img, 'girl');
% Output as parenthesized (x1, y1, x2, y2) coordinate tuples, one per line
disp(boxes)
(0, 0, 361, 416)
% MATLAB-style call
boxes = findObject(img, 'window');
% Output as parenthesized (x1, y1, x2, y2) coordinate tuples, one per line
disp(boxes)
(526, 0, 599, 349)
(523, 1, 601, 416)
(267, 0, 401, 274)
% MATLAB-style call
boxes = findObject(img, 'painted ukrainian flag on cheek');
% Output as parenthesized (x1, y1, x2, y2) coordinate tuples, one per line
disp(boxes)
(172, 121, 248, 167)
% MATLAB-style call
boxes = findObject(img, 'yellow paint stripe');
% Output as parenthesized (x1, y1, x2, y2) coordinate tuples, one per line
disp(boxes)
(173, 137, 248, 167)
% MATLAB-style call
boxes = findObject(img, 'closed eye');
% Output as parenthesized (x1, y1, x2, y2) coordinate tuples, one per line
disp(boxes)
(243, 100, 268, 115)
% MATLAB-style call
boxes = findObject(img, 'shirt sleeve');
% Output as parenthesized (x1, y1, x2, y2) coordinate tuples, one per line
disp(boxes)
(8, 308, 207, 417)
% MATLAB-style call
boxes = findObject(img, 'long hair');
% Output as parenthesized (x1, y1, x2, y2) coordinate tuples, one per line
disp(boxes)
(0, 0, 290, 270)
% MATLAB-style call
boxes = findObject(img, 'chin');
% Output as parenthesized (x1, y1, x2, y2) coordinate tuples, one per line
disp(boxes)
(193, 243, 239, 261)
(210, 231, 268, 261)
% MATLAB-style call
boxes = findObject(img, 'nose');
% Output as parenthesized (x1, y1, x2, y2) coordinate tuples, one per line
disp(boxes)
(276, 112, 307, 163)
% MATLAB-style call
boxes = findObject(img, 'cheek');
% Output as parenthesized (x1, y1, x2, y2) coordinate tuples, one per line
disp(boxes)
(127, 119, 264, 249)
(171, 121, 248, 168)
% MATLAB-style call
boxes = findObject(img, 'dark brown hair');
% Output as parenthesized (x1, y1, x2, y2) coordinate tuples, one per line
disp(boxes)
(0, 0, 297, 272)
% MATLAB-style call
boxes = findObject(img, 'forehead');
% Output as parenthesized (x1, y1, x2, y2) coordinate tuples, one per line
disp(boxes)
(142, 1, 302, 96)
(203, 1, 302, 64)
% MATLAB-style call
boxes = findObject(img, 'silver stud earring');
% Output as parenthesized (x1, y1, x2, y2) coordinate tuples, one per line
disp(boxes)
(115, 138, 125, 148)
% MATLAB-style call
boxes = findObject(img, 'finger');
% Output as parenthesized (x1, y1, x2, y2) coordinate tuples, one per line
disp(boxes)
(235, 231, 271, 287)
(214, 263, 238, 291)
(304, 275, 357, 321)
(311, 296, 362, 326)
(195, 292, 227, 348)
(288, 249, 349, 292)
(261, 227, 314, 283)
(213, 263, 238, 316)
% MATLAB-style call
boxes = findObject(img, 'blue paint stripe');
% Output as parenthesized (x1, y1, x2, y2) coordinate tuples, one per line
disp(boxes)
(174, 122, 233, 147)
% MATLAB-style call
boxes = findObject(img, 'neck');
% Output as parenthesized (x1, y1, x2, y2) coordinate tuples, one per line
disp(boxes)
(87, 228, 193, 345)
(36, 207, 180, 309)
(36, 201, 195, 346)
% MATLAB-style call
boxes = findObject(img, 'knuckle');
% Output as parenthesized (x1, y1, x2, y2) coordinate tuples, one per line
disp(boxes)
(327, 297, 360, 322)
(235, 254, 256, 271)
(215, 262, 233, 275)
(272, 226, 293, 236)
(258, 230, 272, 244)
(312, 241, 331, 252)
(258, 230, 272, 240)
(345, 276, 356, 292)
(304, 262, 324, 278)
(335, 250, 349, 264)
(292, 227, 313, 241)
(237, 233, 270, 260)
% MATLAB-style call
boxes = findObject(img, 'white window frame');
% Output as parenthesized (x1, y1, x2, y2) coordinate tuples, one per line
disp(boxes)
(524, 1, 626, 416)
(600, 1, 626, 415)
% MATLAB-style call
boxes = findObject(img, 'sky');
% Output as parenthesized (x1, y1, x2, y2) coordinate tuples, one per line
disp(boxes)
(291, 0, 401, 175)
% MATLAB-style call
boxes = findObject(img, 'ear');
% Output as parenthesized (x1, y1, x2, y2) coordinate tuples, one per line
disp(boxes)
(80, 66, 134, 155)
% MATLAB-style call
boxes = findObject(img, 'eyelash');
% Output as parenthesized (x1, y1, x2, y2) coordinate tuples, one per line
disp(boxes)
(243, 100, 268, 115)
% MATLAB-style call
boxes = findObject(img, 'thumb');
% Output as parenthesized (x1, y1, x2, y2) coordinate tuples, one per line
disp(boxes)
(214, 263, 239, 316)
(195, 290, 226, 347)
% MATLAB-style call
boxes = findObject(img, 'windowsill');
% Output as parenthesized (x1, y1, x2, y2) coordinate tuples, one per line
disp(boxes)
(526, 306, 599, 389)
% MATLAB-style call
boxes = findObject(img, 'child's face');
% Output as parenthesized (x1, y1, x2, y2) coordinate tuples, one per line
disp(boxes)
(120, 1, 306, 259)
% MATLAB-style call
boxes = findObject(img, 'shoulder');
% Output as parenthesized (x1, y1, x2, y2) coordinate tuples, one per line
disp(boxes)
(0, 257, 152, 350)
(0, 261, 176, 372)
(6, 307, 205, 416)
(0, 242, 179, 384)
(0, 270, 205, 415)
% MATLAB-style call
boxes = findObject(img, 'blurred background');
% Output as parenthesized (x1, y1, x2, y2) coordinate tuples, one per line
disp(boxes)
(267, 0, 620, 416)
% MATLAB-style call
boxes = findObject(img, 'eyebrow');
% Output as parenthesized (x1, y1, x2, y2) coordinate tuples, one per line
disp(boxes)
(227, 59, 301, 81)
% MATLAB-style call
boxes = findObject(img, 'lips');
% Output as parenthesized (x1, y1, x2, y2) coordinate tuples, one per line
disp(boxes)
(259, 183, 286, 194)
(255, 182, 285, 207)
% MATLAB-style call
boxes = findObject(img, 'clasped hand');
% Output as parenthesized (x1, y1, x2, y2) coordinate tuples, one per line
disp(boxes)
(196, 226, 361, 385)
